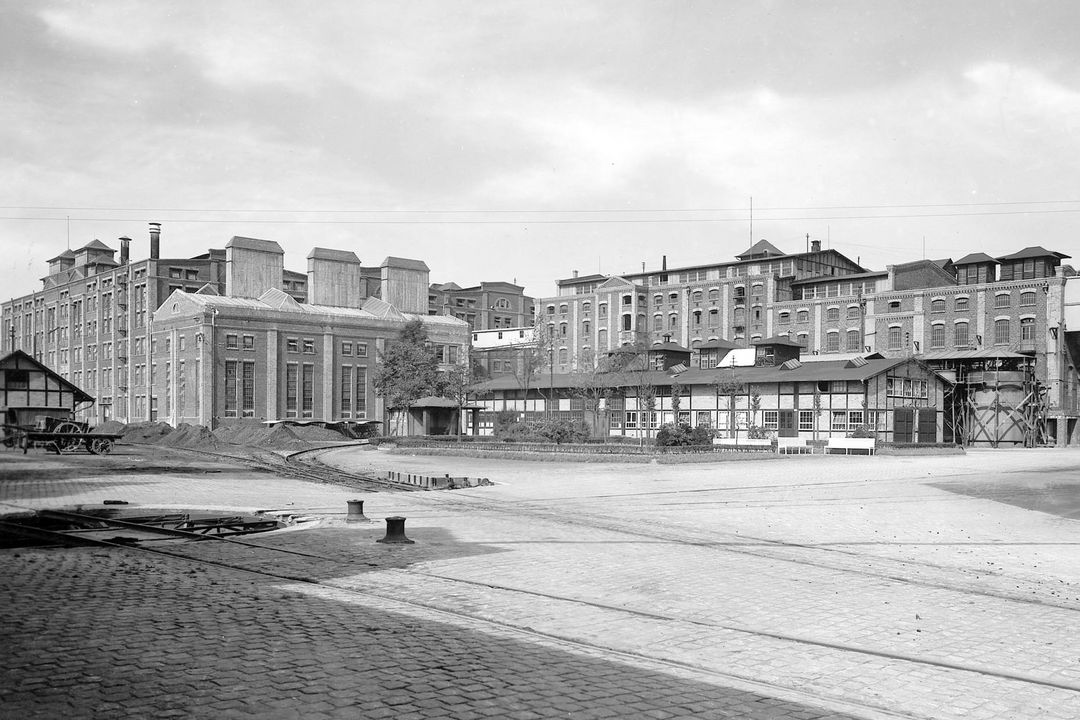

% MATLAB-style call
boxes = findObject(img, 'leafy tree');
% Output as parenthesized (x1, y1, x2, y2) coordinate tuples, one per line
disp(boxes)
(372, 320, 443, 435)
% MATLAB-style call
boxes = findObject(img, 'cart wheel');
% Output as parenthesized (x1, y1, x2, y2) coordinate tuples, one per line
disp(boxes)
(88, 438, 112, 455)
(52, 422, 82, 452)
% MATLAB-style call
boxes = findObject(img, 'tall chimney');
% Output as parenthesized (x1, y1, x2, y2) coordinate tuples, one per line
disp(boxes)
(119, 236, 131, 265)
(662, 255, 667, 272)
(149, 222, 161, 259)
(810, 239, 821, 253)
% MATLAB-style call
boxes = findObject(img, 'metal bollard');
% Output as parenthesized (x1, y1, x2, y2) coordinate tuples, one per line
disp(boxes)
(345, 499, 369, 523)
(376, 516, 414, 544)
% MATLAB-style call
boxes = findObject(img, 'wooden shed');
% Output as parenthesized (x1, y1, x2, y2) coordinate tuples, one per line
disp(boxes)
(1, 350, 94, 430)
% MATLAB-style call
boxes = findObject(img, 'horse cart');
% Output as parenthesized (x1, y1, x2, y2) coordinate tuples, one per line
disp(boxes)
(2, 417, 122, 455)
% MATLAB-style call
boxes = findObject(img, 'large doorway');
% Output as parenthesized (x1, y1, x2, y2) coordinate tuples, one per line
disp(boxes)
(894, 408, 914, 443)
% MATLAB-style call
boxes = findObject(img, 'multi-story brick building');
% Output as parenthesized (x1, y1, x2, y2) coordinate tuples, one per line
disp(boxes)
(148, 241, 469, 430)
(428, 280, 535, 378)
(2, 227, 470, 432)
(1, 224, 228, 424)
(535, 240, 1080, 445)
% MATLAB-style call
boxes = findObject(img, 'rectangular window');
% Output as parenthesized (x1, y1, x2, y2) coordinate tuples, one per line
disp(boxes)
(242, 335, 254, 351)
(302, 339, 315, 354)
(888, 326, 902, 350)
(354, 366, 367, 417)
(798, 410, 814, 431)
(287, 338, 299, 353)
(831, 411, 847, 432)
(763, 410, 778, 430)
(624, 411, 638, 429)
(226, 334, 238, 350)
(340, 365, 352, 416)
(356, 343, 368, 358)
(302, 363, 314, 418)
(341, 341, 353, 356)
(1021, 317, 1035, 341)
(241, 361, 255, 417)
(848, 410, 864, 428)
(286, 363, 298, 417)
(224, 360, 238, 417)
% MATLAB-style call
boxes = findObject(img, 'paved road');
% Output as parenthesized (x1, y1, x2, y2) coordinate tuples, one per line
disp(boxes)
(2, 445, 1079, 718)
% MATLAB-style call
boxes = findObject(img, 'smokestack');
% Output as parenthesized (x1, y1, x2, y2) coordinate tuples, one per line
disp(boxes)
(810, 239, 821, 253)
(149, 222, 161, 259)
(119, 236, 131, 265)
(572, 270, 579, 278)
(662, 255, 667, 272)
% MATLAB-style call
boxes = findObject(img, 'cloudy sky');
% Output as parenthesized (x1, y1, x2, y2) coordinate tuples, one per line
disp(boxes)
(2, 1, 1078, 300)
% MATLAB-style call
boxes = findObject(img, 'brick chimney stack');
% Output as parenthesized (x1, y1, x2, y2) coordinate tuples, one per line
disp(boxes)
(119, 236, 131, 265)
(149, 222, 161, 259)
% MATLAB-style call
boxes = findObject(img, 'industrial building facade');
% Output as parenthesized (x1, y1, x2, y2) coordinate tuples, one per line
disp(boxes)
(537, 240, 1080, 445)
(2, 227, 469, 430)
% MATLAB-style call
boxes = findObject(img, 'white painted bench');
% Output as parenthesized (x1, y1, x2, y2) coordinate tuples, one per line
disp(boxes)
(825, 437, 876, 455)
(713, 437, 772, 448)
(776, 437, 810, 454)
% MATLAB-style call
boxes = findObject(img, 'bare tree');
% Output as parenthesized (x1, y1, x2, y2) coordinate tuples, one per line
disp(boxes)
(568, 355, 612, 438)
(441, 362, 475, 442)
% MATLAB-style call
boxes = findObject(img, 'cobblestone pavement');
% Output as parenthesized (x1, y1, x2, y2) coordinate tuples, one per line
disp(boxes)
(2, 445, 1079, 718)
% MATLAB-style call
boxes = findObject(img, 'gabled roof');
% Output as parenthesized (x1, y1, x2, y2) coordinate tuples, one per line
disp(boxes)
(954, 252, 999, 265)
(382, 256, 429, 271)
(596, 275, 637, 290)
(258, 287, 302, 310)
(997, 246, 1070, 261)
(650, 341, 691, 353)
(736, 239, 785, 260)
(308, 247, 361, 263)
(76, 239, 114, 252)
(47, 250, 77, 263)
(226, 236, 284, 254)
(694, 339, 742, 351)
(0, 349, 93, 405)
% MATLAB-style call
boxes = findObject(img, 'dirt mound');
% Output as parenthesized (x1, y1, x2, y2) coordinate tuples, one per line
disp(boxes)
(212, 424, 274, 446)
(121, 422, 175, 443)
(155, 423, 223, 450)
(94, 420, 127, 435)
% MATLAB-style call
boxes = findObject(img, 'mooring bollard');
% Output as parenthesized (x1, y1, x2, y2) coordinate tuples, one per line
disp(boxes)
(346, 499, 369, 523)
(377, 516, 414, 544)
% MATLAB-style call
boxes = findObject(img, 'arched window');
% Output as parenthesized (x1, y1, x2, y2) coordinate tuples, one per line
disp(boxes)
(707, 288, 719, 301)
(1020, 291, 1036, 307)
(558, 348, 568, 364)
(691, 290, 703, 304)
(954, 321, 969, 348)
(796, 309, 809, 323)
(826, 307, 840, 322)
(930, 323, 945, 348)
(846, 329, 861, 352)
(778, 311, 790, 325)
(653, 313, 663, 330)
(708, 308, 719, 327)
(653, 294, 663, 306)
(994, 319, 1010, 344)
(622, 314, 632, 331)
(994, 292, 1011, 309)
(559, 303, 568, 314)
(954, 296, 969, 311)
(847, 305, 860, 320)
(888, 326, 902, 350)
(825, 331, 840, 352)
(559, 322, 567, 337)
(930, 298, 945, 313)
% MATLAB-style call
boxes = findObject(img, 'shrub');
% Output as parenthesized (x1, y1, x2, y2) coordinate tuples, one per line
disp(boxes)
(657, 423, 714, 446)
(848, 424, 876, 438)
(494, 417, 590, 444)
(746, 425, 772, 440)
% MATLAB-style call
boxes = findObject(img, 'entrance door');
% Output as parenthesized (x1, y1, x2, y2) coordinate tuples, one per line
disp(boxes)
(778, 410, 797, 437)
(917, 408, 937, 444)
(894, 408, 914, 443)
